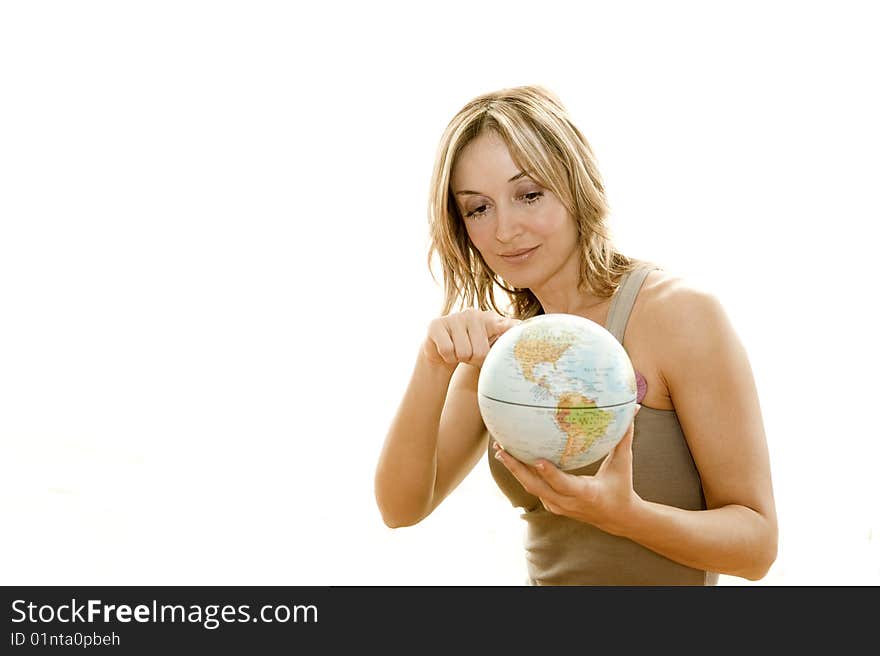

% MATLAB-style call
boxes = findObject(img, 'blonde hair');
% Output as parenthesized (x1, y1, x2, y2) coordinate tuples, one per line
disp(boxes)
(427, 84, 652, 319)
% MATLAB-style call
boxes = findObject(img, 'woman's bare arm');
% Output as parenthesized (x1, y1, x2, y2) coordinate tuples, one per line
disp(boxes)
(374, 310, 518, 528)
(374, 355, 487, 527)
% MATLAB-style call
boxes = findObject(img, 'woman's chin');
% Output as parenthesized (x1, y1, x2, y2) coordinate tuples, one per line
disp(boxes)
(489, 258, 548, 291)
(498, 271, 541, 291)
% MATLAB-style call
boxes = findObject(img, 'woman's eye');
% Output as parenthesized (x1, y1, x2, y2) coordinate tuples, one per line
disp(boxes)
(464, 192, 543, 219)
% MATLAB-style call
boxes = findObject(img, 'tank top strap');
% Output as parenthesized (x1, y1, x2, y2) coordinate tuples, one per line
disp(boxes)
(605, 264, 659, 343)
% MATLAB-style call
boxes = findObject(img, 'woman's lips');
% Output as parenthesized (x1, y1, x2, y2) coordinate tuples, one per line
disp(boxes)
(499, 245, 540, 263)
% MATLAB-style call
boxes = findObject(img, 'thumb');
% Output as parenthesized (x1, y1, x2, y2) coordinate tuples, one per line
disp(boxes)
(616, 404, 640, 453)
(498, 315, 522, 332)
(617, 418, 635, 455)
(600, 407, 638, 471)
(490, 316, 521, 342)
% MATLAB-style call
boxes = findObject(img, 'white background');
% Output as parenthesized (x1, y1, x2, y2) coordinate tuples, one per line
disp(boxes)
(1, 1, 878, 586)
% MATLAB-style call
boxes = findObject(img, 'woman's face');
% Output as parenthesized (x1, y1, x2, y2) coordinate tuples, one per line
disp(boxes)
(451, 131, 579, 290)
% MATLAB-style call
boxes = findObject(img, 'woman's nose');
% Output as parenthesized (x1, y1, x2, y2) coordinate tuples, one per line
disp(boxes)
(494, 204, 524, 243)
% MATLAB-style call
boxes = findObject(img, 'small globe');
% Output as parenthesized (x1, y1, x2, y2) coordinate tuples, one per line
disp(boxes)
(478, 313, 638, 471)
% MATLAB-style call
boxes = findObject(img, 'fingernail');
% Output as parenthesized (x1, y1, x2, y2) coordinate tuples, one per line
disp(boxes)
(494, 450, 504, 461)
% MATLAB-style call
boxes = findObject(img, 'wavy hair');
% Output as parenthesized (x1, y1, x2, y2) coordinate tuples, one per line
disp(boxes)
(427, 84, 653, 319)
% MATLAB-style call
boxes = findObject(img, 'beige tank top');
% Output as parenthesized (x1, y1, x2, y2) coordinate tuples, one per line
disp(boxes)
(487, 264, 719, 585)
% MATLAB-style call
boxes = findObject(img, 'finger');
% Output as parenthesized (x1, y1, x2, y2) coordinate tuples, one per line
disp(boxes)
(494, 445, 565, 502)
(599, 408, 637, 473)
(614, 423, 634, 458)
(466, 312, 491, 365)
(490, 314, 520, 340)
(427, 320, 456, 365)
(620, 405, 640, 452)
(532, 459, 582, 496)
(541, 498, 565, 515)
(448, 317, 473, 363)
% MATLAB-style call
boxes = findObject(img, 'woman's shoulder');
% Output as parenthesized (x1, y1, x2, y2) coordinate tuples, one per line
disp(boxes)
(636, 264, 719, 316)
(625, 265, 731, 410)
(637, 266, 734, 367)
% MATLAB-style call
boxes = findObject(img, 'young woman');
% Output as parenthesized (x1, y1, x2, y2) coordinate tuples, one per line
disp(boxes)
(374, 85, 777, 585)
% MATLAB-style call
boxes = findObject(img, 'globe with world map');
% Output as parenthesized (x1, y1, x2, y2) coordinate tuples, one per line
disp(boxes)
(478, 313, 639, 471)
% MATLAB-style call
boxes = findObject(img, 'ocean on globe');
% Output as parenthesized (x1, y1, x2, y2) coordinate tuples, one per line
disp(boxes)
(478, 313, 639, 471)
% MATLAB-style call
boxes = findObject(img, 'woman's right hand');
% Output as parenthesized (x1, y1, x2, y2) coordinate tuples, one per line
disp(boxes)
(422, 309, 521, 371)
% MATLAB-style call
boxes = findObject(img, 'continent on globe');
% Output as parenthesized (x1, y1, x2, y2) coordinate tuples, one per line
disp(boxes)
(554, 392, 615, 469)
(513, 328, 577, 385)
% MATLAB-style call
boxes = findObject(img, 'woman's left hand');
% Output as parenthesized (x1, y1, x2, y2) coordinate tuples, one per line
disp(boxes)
(492, 405, 641, 536)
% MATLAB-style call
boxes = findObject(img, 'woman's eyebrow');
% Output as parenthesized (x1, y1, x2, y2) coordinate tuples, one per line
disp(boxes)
(455, 171, 531, 196)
